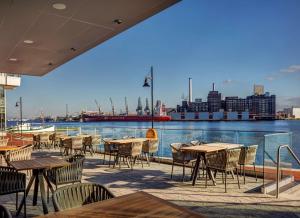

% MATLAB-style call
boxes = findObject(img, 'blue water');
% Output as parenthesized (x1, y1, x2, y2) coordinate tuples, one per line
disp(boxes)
(7, 120, 300, 168)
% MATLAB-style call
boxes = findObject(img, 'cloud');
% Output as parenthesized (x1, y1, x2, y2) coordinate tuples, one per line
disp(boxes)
(280, 65, 300, 74)
(266, 76, 275, 81)
(223, 79, 234, 84)
(277, 96, 300, 110)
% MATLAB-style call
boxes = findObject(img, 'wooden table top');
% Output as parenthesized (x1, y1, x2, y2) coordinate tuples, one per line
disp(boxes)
(108, 138, 149, 144)
(36, 191, 204, 218)
(9, 157, 70, 171)
(181, 143, 242, 153)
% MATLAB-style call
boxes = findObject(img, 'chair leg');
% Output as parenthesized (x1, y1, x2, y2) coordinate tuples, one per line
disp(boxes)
(140, 155, 144, 168)
(253, 163, 258, 182)
(225, 171, 227, 193)
(109, 154, 111, 167)
(24, 190, 26, 217)
(16, 192, 18, 210)
(236, 168, 240, 189)
(103, 153, 106, 165)
(243, 165, 246, 184)
(230, 170, 235, 180)
(171, 160, 174, 179)
(205, 168, 208, 188)
(182, 163, 186, 182)
(222, 172, 224, 184)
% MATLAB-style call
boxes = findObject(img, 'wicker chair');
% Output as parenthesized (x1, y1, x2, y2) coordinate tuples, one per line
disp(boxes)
(205, 148, 241, 192)
(0, 205, 12, 218)
(0, 138, 9, 147)
(54, 132, 68, 150)
(82, 135, 101, 155)
(47, 154, 85, 201)
(5, 145, 33, 163)
(32, 134, 40, 149)
(0, 166, 26, 215)
(170, 143, 197, 182)
(239, 145, 258, 184)
(52, 183, 115, 212)
(39, 133, 51, 149)
(142, 139, 159, 166)
(115, 142, 143, 170)
(103, 139, 118, 167)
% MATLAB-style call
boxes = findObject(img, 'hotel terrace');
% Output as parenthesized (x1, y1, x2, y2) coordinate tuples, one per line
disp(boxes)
(0, 1, 300, 218)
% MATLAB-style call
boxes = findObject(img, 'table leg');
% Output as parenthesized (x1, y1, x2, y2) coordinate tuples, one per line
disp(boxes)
(38, 170, 48, 214)
(16, 172, 36, 216)
(192, 154, 201, 186)
(203, 156, 216, 186)
(43, 172, 54, 194)
(32, 170, 39, 206)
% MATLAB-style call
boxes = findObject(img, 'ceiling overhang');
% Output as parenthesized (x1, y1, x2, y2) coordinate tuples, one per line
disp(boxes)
(0, 0, 180, 76)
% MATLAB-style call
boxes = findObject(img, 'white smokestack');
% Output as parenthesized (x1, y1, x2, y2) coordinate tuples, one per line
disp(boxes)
(189, 77, 192, 103)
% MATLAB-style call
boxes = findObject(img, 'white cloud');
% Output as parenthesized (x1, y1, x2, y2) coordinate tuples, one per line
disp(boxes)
(223, 79, 234, 84)
(280, 65, 300, 74)
(266, 76, 275, 81)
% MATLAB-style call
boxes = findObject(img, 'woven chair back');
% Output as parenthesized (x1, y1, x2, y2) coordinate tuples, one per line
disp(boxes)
(71, 137, 83, 150)
(142, 139, 159, 153)
(52, 183, 115, 212)
(91, 135, 101, 146)
(6, 145, 33, 162)
(39, 133, 50, 143)
(0, 138, 8, 147)
(239, 145, 258, 165)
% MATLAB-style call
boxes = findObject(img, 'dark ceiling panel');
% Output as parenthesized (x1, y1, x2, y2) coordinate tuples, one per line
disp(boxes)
(0, 0, 180, 76)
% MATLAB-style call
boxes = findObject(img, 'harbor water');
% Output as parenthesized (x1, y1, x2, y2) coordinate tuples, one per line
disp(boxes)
(8, 120, 300, 169)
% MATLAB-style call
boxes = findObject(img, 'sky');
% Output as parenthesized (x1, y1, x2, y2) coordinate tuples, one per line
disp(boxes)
(7, 0, 300, 118)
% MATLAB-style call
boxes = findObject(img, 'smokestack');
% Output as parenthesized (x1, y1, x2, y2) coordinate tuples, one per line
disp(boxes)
(212, 83, 215, 91)
(189, 77, 192, 103)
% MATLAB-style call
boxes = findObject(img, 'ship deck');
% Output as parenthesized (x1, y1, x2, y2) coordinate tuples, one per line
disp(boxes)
(1, 150, 300, 218)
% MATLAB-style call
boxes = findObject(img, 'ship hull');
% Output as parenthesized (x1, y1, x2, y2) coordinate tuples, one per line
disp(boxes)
(82, 115, 171, 122)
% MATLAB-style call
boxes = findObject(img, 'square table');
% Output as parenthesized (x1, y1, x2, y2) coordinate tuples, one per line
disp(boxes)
(36, 191, 205, 218)
(181, 143, 242, 186)
(9, 157, 70, 215)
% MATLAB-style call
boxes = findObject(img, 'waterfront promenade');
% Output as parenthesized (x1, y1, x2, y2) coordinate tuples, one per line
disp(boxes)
(1, 150, 300, 218)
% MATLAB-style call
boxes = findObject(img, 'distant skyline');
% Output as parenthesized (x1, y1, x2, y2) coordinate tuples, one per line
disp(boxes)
(6, 0, 300, 118)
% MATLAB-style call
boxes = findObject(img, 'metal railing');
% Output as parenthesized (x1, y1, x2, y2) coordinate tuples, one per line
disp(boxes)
(276, 144, 300, 198)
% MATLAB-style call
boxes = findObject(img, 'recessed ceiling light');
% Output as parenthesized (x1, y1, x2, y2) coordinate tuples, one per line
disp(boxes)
(113, 19, 123, 24)
(24, 40, 34, 44)
(52, 3, 66, 10)
(9, 58, 18, 62)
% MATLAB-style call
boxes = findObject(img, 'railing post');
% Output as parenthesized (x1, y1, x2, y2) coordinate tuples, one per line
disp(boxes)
(276, 146, 281, 198)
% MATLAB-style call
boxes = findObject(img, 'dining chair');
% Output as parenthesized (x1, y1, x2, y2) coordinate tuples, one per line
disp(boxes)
(39, 133, 51, 149)
(47, 154, 85, 201)
(52, 183, 115, 212)
(239, 145, 258, 184)
(170, 143, 197, 182)
(0, 204, 12, 218)
(205, 148, 241, 192)
(103, 140, 118, 167)
(115, 141, 143, 170)
(142, 139, 159, 166)
(0, 167, 26, 215)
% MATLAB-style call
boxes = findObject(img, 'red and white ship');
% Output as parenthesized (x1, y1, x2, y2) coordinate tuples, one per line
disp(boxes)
(81, 99, 171, 122)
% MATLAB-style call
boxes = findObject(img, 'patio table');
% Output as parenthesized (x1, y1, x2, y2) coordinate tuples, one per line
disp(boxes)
(181, 143, 242, 186)
(107, 137, 149, 144)
(9, 157, 70, 215)
(35, 191, 205, 218)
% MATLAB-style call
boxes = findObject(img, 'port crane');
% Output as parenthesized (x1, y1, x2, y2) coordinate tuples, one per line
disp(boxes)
(109, 97, 115, 116)
(125, 97, 129, 115)
(94, 99, 101, 114)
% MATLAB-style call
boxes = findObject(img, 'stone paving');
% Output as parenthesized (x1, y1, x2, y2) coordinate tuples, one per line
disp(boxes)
(1, 150, 300, 218)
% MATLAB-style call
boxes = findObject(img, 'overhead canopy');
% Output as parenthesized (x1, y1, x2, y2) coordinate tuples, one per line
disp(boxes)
(0, 0, 179, 76)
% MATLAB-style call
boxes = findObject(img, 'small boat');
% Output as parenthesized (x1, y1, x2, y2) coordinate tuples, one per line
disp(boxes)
(8, 123, 55, 133)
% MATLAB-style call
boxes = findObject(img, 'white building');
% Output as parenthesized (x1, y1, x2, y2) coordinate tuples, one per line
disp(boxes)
(292, 108, 300, 119)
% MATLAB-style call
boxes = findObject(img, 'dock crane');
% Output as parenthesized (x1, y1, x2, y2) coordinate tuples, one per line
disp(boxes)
(125, 97, 129, 115)
(109, 97, 115, 116)
(94, 99, 101, 114)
